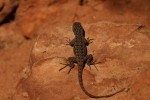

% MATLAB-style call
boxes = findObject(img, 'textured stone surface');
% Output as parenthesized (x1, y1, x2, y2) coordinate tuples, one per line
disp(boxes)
(15, 22, 150, 100)
(15, 0, 150, 38)
(0, 0, 150, 100)
(0, 23, 32, 100)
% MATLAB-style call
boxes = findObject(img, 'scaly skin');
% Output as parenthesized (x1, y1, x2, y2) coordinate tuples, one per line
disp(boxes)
(59, 22, 125, 98)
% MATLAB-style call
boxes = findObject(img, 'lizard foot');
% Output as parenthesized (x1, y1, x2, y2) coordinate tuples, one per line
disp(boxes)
(65, 37, 71, 45)
(59, 63, 75, 74)
(85, 54, 101, 71)
(59, 56, 76, 74)
(59, 63, 69, 71)
(88, 60, 101, 71)
(87, 37, 94, 44)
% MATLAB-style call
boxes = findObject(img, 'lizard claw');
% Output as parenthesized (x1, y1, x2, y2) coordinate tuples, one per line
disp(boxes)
(92, 60, 101, 71)
(59, 63, 69, 71)
(88, 65, 91, 70)
(87, 37, 94, 44)
(87, 60, 100, 71)
(65, 39, 71, 45)
(68, 67, 74, 74)
(59, 63, 75, 74)
(59, 66, 68, 71)
(93, 64, 98, 71)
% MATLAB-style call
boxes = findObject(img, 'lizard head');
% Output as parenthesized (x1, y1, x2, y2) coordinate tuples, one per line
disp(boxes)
(72, 22, 85, 37)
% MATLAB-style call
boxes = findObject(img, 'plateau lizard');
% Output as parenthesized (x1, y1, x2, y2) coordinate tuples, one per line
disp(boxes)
(59, 22, 125, 98)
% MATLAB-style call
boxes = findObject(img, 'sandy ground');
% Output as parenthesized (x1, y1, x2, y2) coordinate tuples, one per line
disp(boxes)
(0, 0, 150, 100)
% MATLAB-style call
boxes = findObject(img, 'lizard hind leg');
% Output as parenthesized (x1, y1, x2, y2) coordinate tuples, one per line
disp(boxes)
(59, 57, 77, 74)
(85, 54, 100, 71)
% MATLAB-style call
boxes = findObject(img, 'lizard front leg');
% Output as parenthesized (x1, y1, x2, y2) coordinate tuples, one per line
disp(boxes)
(59, 57, 77, 73)
(66, 38, 76, 47)
(84, 38, 94, 46)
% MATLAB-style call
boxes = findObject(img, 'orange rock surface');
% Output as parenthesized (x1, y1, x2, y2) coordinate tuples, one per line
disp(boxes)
(15, 22, 150, 100)
(0, 0, 150, 100)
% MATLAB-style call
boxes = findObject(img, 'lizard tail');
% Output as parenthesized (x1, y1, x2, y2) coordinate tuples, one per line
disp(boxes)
(78, 67, 125, 98)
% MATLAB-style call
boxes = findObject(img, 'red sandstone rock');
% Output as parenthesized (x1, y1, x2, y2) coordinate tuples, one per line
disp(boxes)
(15, 22, 150, 100)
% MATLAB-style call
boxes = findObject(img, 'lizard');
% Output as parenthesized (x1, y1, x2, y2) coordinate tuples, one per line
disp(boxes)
(59, 22, 125, 98)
